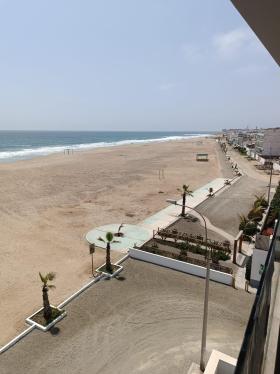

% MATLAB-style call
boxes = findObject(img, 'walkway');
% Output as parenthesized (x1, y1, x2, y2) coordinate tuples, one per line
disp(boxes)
(140, 178, 229, 232)
(86, 178, 230, 252)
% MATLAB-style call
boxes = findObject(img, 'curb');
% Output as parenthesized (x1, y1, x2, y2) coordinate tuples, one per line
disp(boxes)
(0, 253, 130, 355)
(0, 325, 35, 355)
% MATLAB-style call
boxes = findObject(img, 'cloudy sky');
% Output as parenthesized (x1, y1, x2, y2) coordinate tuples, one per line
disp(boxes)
(0, 0, 279, 131)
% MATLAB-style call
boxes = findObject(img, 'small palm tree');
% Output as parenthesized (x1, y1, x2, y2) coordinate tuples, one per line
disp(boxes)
(239, 214, 249, 231)
(98, 232, 118, 272)
(39, 272, 56, 322)
(254, 194, 268, 209)
(178, 185, 193, 217)
(248, 206, 264, 222)
(116, 223, 124, 237)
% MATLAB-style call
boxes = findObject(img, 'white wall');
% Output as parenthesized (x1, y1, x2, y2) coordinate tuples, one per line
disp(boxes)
(204, 350, 237, 374)
(129, 248, 233, 286)
(258, 156, 266, 165)
(255, 233, 271, 251)
(251, 248, 268, 288)
(273, 162, 280, 171)
(263, 128, 280, 157)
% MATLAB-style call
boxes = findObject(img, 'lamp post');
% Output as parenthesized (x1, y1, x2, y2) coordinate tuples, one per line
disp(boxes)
(166, 199, 210, 372)
(267, 145, 273, 205)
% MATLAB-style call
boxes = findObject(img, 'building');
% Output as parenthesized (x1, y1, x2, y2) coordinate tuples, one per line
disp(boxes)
(262, 128, 280, 157)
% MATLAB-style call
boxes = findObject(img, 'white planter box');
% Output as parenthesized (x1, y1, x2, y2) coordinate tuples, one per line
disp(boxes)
(26, 305, 66, 332)
(96, 264, 123, 278)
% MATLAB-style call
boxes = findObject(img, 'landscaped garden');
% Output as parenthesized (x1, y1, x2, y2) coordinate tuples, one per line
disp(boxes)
(138, 218, 233, 275)
(259, 182, 280, 236)
(238, 192, 275, 242)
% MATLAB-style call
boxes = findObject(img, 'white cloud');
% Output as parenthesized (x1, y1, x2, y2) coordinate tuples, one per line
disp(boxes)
(213, 27, 256, 59)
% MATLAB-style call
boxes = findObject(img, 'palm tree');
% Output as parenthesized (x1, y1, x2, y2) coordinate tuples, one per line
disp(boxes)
(248, 206, 264, 222)
(254, 194, 268, 209)
(39, 272, 56, 322)
(98, 232, 117, 272)
(239, 214, 249, 231)
(178, 185, 193, 217)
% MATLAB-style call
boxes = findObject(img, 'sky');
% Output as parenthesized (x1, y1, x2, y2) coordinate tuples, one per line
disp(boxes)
(0, 0, 279, 131)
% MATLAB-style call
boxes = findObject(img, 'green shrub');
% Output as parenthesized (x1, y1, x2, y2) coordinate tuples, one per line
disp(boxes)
(243, 221, 258, 236)
(211, 250, 230, 263)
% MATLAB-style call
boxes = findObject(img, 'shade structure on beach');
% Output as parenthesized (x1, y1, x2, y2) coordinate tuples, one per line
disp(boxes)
(196, 153, 208, 161)
(85, 224, 151, 253)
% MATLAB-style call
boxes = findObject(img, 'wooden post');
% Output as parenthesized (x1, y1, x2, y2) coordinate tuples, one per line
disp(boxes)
(89, 244, 95, 277)
(233, 239, 237, 264)
(238, 235, 243, 253)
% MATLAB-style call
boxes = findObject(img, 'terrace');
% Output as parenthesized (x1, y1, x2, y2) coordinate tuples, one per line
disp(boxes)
(0, 259, 253, 374)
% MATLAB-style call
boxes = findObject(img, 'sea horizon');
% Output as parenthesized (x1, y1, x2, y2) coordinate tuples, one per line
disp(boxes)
(0, 130, 213, 163)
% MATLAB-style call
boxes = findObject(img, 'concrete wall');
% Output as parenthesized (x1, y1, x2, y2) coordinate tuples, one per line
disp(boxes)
(129, 248, 233, 286)
(255, 233, 271, 251)
(204, 350, 237, 374)
(251, 248, 268, 288)
(216, 360, 236, 374)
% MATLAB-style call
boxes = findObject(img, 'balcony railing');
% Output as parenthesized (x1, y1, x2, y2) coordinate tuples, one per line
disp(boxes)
(234, 219, 280, 374)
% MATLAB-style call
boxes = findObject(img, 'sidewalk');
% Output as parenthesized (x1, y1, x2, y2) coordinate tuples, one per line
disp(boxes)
(86, 178, 230, 252)
(140, 178, 228, 232)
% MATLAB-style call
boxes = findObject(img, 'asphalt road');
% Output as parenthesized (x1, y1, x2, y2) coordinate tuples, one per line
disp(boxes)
(198, 175, 267, 237)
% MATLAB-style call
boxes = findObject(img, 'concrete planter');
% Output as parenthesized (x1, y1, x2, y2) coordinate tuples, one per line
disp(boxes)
(26, 305, 66, 332)
(96, 264, 123, 278)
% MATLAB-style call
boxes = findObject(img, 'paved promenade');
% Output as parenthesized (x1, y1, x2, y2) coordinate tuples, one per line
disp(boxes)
(86, 177, 230, 252)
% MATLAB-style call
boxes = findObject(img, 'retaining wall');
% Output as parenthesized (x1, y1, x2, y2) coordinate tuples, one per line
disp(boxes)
(129, 248, 233, 286)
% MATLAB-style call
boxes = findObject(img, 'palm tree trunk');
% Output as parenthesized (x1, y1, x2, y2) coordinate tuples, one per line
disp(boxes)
(182, 192, 186, 216)
(42, 286, 52, 321)
(106, 243, 112, 272)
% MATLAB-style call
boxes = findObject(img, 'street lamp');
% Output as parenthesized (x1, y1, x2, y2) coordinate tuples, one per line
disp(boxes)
(166, 199, 210, 372)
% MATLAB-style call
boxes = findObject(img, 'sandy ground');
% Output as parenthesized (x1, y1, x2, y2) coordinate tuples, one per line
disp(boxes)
(0, 259, 253, 374)
(0, 137, 222, 346)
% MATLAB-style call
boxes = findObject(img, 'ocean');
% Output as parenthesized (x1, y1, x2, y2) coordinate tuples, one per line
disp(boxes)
(0, 131, 211, 162)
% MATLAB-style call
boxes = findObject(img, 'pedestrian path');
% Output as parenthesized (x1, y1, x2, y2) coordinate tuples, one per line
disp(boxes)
(86, 178, 230, 252)
(140, 178, 228, 232)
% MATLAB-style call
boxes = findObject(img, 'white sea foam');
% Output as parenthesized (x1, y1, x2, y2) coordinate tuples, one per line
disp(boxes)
(0, 134, 210, 161)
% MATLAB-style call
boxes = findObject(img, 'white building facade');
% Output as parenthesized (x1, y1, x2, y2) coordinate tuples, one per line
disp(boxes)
(262, 127, 280, 157)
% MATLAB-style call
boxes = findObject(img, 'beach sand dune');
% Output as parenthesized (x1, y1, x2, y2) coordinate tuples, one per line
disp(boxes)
(0, 137, 223, 346)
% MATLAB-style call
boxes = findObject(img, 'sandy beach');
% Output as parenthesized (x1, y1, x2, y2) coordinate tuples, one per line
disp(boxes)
(0, 137, 223, 346)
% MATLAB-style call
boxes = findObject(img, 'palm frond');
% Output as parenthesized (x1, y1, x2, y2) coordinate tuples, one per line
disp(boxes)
(39, 272, 46, 284)
(46, 272, 56, 281)
(106, 232, 114, 242)
(48, 284, 56, 290)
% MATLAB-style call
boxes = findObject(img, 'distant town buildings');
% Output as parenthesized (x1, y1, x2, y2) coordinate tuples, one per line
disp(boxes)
(222, 127, 280, 165)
